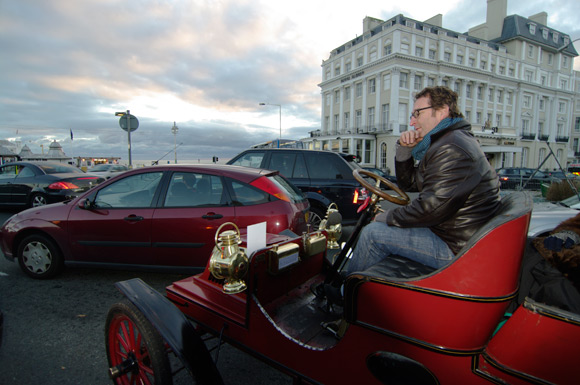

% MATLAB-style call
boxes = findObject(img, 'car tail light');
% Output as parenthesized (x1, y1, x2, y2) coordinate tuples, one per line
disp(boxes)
(353, 187, 368, 204)
(499, 177, 508, 181)
(48, 181, 80, 190)
(250, 176, 291, 202)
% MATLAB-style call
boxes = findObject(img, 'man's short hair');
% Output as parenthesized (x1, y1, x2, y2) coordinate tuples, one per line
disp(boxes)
(415, 86, 464, 118)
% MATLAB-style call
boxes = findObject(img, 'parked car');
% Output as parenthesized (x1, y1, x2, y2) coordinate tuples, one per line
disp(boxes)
(0, 164, 309, 279)
(0, 161, 104, 209)
(546, 170, 580, 181)
(528, 193, 580, 237)
(496, 167, 556, 190)
(362, 167, 397, 183)
(227, 149, 368, 226)
(88, 164, 129, 179)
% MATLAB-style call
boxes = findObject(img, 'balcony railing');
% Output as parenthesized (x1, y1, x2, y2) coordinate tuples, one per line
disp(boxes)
(521, 133, 536, 140)
(538, 134, 549, 141)
(556, 136, 569, 143)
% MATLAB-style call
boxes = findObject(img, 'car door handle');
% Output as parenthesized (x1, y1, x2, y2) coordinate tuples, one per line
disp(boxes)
(124, 215, 144, 222)
(202, 213, 223, 220)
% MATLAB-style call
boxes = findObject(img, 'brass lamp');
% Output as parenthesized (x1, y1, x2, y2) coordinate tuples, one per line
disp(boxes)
(319, 203, 342, 249)
(209, 222, 249, 294)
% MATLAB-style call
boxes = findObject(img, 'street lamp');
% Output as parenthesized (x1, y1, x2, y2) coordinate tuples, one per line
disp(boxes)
(259, 102, 282, 145)
(171, 121, 179, 164)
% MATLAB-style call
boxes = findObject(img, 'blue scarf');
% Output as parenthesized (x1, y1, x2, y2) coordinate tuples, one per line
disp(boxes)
(411, 117, 463, 161)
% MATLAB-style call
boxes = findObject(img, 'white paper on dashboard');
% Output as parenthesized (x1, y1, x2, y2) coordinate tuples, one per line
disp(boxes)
(246, 222, 267, 257)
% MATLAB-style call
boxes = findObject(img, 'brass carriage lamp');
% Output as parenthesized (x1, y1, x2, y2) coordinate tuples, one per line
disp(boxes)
(209, 222, 249, 294)
(319, 203, 342, 249)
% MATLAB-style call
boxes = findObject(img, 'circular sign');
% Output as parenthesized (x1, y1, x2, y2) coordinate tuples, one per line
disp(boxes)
(119, 115, 139, 132)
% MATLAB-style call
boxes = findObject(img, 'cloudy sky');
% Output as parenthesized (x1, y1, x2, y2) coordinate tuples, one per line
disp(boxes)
(1, 0, 579, 165)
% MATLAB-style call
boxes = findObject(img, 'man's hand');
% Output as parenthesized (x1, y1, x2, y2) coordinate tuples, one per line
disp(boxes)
(543, 230, 580, 252)
(399, 130, 421, 147)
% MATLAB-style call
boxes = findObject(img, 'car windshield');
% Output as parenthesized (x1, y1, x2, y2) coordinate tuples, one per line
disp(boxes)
(37, 164, 83, 174)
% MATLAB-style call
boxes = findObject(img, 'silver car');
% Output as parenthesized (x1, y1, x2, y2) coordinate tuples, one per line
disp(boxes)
(528, 194, 580, 237)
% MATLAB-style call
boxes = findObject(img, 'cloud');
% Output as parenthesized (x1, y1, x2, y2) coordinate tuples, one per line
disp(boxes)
(0, 0, 578, 163)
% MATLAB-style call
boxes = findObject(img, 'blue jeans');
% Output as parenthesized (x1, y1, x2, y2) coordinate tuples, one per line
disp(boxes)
(345, 221, 456, 273)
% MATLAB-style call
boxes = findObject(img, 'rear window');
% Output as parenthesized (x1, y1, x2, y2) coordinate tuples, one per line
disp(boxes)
(268, 174, 305, 204)
(38, 164, 82, 174)
(230, 152, 265, 168)
(305, 153, 353, 179)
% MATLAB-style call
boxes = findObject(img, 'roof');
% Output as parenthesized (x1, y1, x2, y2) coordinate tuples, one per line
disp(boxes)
(494, 15, 578, 56)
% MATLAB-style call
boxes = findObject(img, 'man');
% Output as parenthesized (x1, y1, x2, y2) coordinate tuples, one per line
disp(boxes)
(345, 86, 501, 276)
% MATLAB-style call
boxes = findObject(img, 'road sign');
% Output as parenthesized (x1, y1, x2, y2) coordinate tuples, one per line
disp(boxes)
(119, 115, 139, 132)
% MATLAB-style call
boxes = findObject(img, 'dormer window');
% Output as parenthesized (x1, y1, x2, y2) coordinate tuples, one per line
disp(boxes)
(564, 36, 570, 46)
(553, 32, 559, 44)
(528, 23, 536, 35)
(542, 28, 549, 39)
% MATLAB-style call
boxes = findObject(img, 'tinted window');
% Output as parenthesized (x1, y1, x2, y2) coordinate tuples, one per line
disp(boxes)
(95, 172, 163, 208)
(305, 153, 351, 179)
(230, 180, 270, 206)
(0, 165, 18, 179)
(164, 172, 224, 207)
(37, 164, 82, 174)
(230, 151, 265, 168)
(14, 166, 35, 178)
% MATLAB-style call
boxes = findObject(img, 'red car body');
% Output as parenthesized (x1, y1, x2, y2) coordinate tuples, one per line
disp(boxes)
(106, 190, 580, 385)
(0, 164, 309, 278)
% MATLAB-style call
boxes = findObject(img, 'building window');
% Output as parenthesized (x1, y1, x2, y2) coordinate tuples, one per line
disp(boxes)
(541, 75, 547, 86)
(355, 82, 362, 98)
(368, 78, 376, 94)
(324, 116, 329, 131)
(344, 112, 349, 131)
(325, 93, 330, 106)
(499, 66, 505, 75)
(538, 122, 544, 137)
(415, 46, 423, 57)
(559, 101, 566, 114)
(496, 114, 502, 126)
(369, 50, 377, 62)
(488, 89, 493, 102)
(539, 98, 545, 111)
(525, 70, 533, 82)
(528, 23, 536, 35)
(542, 28, 549, 39)
(380, 143, 388, 170)
(429, 49, 436, 60)
(553, 32, 559, 44)
(346, 62, 352, 72)
(575, 117, 580, 132)
(480, 60, 486, 70)
(563, 57, 569, 68)
(548, 54, 553, 65)
(491, 64, 495, 73)
(466, 84, 472, 98)
(454, 81, 460, 95)
(522, 119, 530, 135)
(442, 79, 448, 87)
(497, 90, 503, 103)
(523, 95, 531, 108)
(368, 107, 375, 130)
(382, 104, 389, 130)
(400, 43, 409, 54)
(334, 90, 340, 103)
(357, 57, 363, 67)
(528, 45, 534, 58)
(507, 92, 513, 104)
(399, 73, 408, 88)
(344, 86, 351, 101)
(334, 66, 341, 76)
(355, 110, 362, 130)
(456, 55, 463, 65)
(383, 74, 391, 90)
(477, 86, 483, 100)
(476, 112, 482, 124)
(384, 44, 392, 55)
(557, 123, 564, 137)
(333, 114, 339, 133)
(465, 110, 471, 121)
(444, 52, 451, 62)
(428, 77, 435, 86)
(469, 58, 475, 67)
(414, 75, 422, 90)
(509, 67, 514, 76)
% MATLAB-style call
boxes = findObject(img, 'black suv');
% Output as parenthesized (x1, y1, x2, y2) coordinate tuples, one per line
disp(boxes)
(227, 149, 368, 226)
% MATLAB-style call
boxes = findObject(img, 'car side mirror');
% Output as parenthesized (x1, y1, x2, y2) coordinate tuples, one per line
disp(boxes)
(79, 198, 94, 210)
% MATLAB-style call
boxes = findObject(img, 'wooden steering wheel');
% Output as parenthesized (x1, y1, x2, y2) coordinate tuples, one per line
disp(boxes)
(353, 169, 410, 205)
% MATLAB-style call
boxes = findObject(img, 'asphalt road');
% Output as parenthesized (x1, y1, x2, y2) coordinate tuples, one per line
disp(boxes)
(0, 210, 292, 385)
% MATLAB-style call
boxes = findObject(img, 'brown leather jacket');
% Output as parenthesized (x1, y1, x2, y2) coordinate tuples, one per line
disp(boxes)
(387, 119, 501, 254)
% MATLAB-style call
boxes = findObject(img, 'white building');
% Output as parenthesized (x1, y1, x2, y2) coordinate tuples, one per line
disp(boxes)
(305, 0, 579, 174)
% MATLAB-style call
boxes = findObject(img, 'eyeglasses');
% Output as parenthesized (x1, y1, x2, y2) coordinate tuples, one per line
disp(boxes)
(410, 106, 433, 120)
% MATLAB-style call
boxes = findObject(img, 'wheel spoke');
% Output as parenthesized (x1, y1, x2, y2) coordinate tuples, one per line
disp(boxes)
(22, 242, 51, 273)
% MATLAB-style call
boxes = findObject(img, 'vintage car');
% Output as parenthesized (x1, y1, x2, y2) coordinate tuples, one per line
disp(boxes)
(105, 170, 580, 384)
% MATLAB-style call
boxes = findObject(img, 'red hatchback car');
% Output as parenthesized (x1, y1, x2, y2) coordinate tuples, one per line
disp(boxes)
(0, 164, 309, 279)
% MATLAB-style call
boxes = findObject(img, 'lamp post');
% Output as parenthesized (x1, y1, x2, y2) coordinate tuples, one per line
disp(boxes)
(259, 102, 282, 147)
(171, 121, 179, 163)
